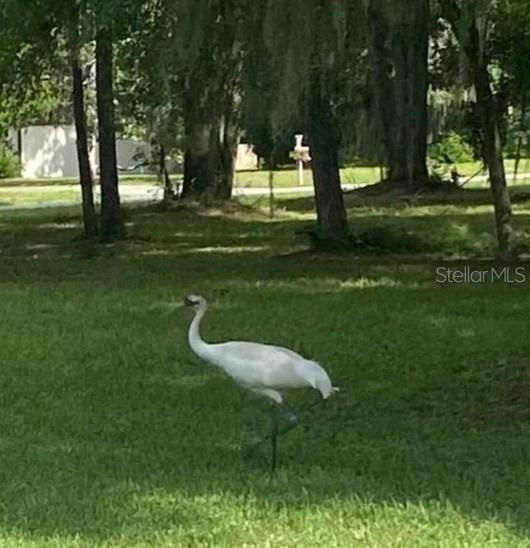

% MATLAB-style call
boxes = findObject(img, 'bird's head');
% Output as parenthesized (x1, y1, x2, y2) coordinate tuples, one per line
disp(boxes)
(183, 294, 206, 310)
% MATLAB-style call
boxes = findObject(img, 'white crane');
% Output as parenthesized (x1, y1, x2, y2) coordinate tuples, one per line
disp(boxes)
(184, 294, 339, 470)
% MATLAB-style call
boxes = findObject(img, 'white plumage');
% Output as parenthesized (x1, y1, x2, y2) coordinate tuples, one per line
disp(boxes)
(184, 294, 338, 404)
(183, 293, 339, 470)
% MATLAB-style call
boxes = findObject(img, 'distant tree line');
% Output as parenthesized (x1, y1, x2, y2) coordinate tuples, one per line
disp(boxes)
(1, 0, 529, 257)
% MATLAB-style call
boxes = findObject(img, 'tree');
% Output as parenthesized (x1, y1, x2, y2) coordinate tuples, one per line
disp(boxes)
(307, 72, 349, 241)
(176, 0, 244, 201)
(0, 2, 65, 131)
(441, 0, 512, 258)
(115, 0, 182, 202)
(67, 5, 98, 238)
(263, 0, 355, 246)
(115, 0, 244, 202)
(95, 14, 122, 241)
(70, 41, 98, 239)
(365, 0, 430, 185)
(493, 0, 530, 181)
(1, 0, 99, 239)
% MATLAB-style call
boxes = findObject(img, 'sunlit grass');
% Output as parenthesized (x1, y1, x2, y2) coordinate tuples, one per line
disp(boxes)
(0, 199, 529, 547)
(455, 158, 530, 177)
(0, 188, 79, 205)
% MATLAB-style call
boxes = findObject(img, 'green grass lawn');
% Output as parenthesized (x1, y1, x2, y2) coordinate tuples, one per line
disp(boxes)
(234, 166, 383, 187)
(0, 194, 530, 547)
(0, 188, 80, 206)
(0, 174, 157, 188)
(2, 158, 530, 190)
(0, 169, 359, 189)
(455, 158, 530, 177)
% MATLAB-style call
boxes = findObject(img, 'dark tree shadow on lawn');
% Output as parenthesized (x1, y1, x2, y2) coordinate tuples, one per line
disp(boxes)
(277, 184, 530, 213)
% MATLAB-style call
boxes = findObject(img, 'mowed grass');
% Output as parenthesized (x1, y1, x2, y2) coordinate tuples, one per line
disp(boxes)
(1, 158, 530, 189)
(0, 196, 530, 547)
(0, 188, 80, 206)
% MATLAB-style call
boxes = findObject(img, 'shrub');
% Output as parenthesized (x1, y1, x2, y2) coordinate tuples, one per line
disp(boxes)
(351, 221, 493, 255)
(429, 132, 474, 164)
(0, 144, 21, 178)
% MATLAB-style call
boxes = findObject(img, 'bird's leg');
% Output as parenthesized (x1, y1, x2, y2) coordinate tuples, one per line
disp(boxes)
(245, 394, 339, 465)
(244, 411, 300, 461)
(245, 399, 322, 463)
(270, 404, 279, 472)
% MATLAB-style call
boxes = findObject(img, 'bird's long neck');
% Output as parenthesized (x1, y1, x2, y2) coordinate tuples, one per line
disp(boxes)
(188, 302, 211, 361)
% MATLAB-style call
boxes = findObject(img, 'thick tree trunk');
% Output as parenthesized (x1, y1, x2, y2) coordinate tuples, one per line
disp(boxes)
(368, 0, 429, 184)
(70, 39, 98, 239)
(181, 80, 218, 200)
(95, 24, 122, 241)
(215, 107, 239, 200)
(181, 3, 241, 202)
(182, 90, 239, 201)
(307, 77, 349, 245)
(410, 1, 429, 184)
(216, 129, 237, 200)
(181, 110, 217, 199)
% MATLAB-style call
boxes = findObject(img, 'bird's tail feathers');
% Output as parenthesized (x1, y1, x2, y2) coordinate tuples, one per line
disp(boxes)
(318, 382, 340, 399)
(311, 365, 339, 399)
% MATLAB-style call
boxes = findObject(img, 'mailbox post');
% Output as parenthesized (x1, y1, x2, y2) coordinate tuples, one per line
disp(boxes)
(290, 134, 311, 186)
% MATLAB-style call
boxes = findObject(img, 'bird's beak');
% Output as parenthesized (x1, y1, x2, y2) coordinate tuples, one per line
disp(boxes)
(184, 296, 195, 307)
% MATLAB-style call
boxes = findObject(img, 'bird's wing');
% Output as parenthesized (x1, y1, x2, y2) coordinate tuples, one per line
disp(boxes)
(207, 341, 312, 390)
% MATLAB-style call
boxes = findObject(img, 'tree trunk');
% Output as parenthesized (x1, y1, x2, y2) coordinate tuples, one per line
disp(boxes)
(157, 144, 174, 201)
(442, 0, 512, 259)
(513, 91, 527, 184)
(473, 61, 512, 258)
(181, 85, 219, 199)
(69, 36, 98, 239)
(442, 0, 513, 258)
(182, 89, 239, 201)
(307, 76, 349, 245)
(182, 121, 217, 199)
(180, 3, 241, 202)
(96, 24, 122, 241)
(368, 0, 429, 184)
(215, 105, 239, 200)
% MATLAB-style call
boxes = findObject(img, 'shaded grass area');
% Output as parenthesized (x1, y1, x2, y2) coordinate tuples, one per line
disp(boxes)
(274, 184, 530, 257)
(0, 199, 530, 547)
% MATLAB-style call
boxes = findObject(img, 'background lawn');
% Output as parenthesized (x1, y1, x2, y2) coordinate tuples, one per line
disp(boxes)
(2, 158, 530, 191)
(0, 188, 80, 206)
(0, 195, 529, 547)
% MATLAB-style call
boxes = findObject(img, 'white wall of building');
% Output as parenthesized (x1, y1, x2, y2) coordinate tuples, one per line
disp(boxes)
(20, 125, 80, 178)
(236, 144, 258, 170)
(15, 125, 148, 178)
(11, 125, 257, 178)
(116, 139, 150, 171)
